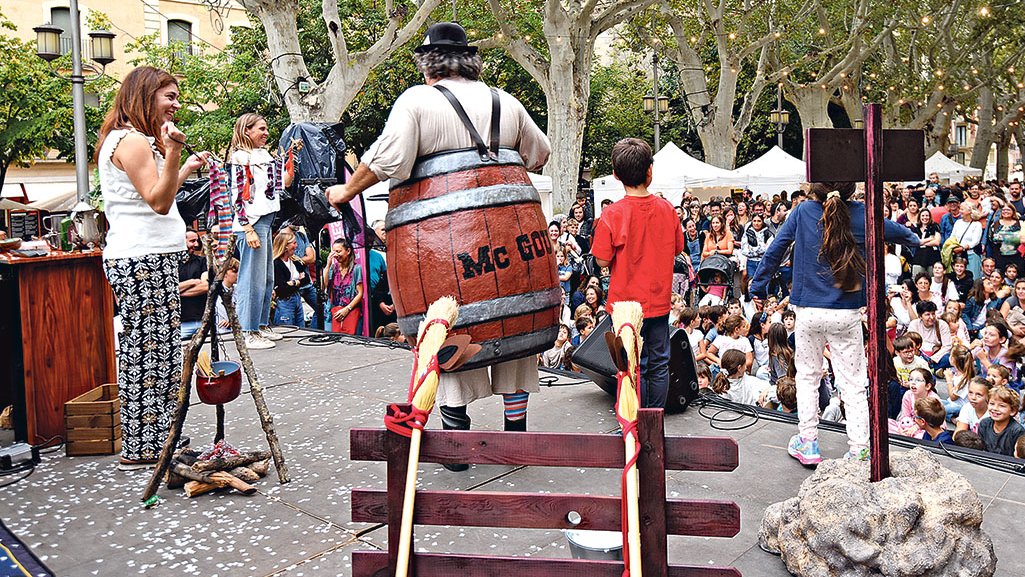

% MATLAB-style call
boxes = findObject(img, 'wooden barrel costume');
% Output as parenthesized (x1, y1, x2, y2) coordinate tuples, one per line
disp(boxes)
(386, 148, 561, 370)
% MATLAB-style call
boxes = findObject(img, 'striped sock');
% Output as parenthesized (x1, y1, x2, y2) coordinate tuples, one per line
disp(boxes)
(502, 391, 529, 421)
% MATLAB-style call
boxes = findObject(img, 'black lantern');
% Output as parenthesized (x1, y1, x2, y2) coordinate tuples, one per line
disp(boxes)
(33, 23, 63, 62)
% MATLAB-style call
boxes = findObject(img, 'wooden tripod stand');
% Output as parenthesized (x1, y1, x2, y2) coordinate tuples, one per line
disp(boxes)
(142, 238, 290, 501)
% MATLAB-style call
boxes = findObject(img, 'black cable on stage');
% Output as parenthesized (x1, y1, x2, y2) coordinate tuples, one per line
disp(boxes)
(0, 467, 34, 489)
(538, 366, 596, 387)
(687, 395, 1025, 477)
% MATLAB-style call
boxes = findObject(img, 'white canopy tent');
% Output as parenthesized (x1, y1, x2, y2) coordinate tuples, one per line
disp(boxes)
(362, 172, 554, 227)
(591, 142, 744, 209)
(924, 151, 982, 183)
(732, 146, 806, 199)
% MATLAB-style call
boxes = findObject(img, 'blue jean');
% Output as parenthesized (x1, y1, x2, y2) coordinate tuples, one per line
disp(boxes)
(942, 397, 966, 421)
(273, 293, 306, 327)
(234, 214, 275, 332)
(639, 314, 671, 408)
(181, 320, 203, 340)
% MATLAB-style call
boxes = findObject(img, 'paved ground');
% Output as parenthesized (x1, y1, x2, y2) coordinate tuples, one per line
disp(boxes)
(1, 329, 1023, 576)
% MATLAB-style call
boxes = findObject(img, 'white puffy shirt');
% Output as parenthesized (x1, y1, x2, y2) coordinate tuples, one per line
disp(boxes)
(100, 129, 185, 260)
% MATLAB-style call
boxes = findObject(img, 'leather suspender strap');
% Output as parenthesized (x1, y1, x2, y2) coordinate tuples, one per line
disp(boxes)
(489, 88, 501, 158)
(434, 84, 501, 161)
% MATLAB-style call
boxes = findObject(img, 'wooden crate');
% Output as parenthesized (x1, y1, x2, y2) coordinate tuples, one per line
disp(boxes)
(64, 384, 121, 456)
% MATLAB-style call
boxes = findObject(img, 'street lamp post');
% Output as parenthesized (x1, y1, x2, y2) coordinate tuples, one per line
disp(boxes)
(768, 84, 790, 149)
(34, 0, 115, 205)
(642, 54, 670, 152)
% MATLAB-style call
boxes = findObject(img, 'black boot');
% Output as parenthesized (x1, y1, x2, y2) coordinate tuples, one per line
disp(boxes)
(439, 405, 470, 472)
(504, 416, 527, 432)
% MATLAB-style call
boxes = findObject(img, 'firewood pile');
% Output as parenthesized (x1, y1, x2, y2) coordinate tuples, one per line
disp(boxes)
(166, 440, 271, 498)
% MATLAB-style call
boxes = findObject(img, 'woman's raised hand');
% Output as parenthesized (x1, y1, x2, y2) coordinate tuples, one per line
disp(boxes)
(161, 121, 186, 154)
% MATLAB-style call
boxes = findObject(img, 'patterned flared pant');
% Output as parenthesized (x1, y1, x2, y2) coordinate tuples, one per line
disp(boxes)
(104, 252, 183, 460)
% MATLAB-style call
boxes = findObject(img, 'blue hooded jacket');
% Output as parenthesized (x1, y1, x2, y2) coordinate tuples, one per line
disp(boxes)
(750, 200, 920, 309)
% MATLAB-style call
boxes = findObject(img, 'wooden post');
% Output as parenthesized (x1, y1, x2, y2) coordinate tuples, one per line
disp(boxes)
(863, 104, 891, 481)
(805, 112, 924, 483)
(386, 403, 413, 576)
(636, 409, 668, 577)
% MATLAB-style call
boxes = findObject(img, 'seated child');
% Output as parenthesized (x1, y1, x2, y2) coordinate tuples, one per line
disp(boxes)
(890, 368, 941, 438)
(1015, 436, 1025, 460)
(776, 377, 797, 413)
(915, 397, 955, 444)
(977, 386, 1024, 456)
(695, 362, 714, 396)
(953, 429, 985, 450)
(941, 345, 976, 420)
(955, 378, 992, 434)
(711, 349, 760, 405)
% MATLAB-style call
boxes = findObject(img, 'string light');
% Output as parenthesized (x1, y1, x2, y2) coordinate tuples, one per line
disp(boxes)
(818, 27, 826, 35)
(934, 70, 943, 77)
(728, 32, 736, 40)
(690, 36, 697, 43)
(773, 31, 781, 38)
(1009, 66, 1016, 73)
(979, 6, 990, 16)
(938, 84, 944, 90)
(921, 15, 930, 24)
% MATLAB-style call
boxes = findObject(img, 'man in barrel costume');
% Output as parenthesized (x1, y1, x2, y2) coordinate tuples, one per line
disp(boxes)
(328, 22, 556, 471)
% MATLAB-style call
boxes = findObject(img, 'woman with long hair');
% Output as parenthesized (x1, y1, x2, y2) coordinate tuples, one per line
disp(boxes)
(910, 208, 941, 276)
(701, 214, 734, 259)
(749, 182, 919, 464)
(97, 66, 209, 469)
(897, 197, 920, 228)
(323, 236, 364, 334)
(961, 278, 1002, 334)
(230, 113, 295, 349)
(988, 201, 1022, 273)
(271, 229, 307, 328)
(765, 322, 794, 386)
(583, 284, 604, 318)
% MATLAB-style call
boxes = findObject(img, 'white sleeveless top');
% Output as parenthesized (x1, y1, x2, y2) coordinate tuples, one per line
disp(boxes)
(99, 128, 185, 260)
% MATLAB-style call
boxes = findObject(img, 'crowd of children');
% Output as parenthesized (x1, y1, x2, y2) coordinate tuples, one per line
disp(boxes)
(539, 176, 1025, 461)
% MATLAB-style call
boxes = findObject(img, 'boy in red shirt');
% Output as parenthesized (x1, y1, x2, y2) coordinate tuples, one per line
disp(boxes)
(592, 138, 685, 407)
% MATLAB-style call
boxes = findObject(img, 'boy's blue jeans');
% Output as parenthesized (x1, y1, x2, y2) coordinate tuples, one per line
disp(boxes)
(640, 314, 671, 408)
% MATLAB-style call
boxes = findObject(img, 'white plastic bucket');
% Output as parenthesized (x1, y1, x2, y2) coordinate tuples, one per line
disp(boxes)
(564, 529, 624, 560)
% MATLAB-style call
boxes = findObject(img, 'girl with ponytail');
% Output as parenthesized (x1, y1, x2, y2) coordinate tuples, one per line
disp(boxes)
(749, 182, 919, 464)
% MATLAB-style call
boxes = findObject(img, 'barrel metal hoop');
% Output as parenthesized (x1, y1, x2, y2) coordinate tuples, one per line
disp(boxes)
(456, 326, 563, 370)
(393, 148, 525, 187)
(384, 184, 540, 231)
(397, 287, 562, 335)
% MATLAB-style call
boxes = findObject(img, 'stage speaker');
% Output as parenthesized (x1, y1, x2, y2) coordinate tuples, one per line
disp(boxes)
(573, 315, 699, 413)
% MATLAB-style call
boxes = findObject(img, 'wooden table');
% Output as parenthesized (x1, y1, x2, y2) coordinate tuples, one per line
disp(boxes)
(0, 249, 116, 444)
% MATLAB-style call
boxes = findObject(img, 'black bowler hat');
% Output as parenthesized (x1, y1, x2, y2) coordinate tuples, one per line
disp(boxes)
(414, 22, 478, 54)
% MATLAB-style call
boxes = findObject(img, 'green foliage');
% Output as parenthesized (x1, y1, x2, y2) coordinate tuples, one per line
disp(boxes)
(0, 11, 71, 186)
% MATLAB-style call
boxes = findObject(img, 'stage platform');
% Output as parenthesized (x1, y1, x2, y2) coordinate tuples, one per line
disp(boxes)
(1, 329, 1023, 576)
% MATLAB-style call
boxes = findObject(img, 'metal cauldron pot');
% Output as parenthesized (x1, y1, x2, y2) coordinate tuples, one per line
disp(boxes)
(196, 361, 243, 405)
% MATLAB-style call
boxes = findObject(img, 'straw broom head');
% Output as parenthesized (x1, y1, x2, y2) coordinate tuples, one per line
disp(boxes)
(410, 296, 460, 412)
(612, 301, 644, 420)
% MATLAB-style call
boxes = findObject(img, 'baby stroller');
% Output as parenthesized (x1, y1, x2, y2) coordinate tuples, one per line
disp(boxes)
(695, 254, 736, 306)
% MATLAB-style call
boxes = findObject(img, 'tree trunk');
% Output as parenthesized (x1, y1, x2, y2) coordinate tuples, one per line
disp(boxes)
(241, 0, 442, 123)
(788, 85, 834, 131)
(970, 86, 995, 171)
(996, 131, 1010, 181)
(924, 104, 954, 157)
(542, 46, 589, 212)
(697, 120, 738, 169)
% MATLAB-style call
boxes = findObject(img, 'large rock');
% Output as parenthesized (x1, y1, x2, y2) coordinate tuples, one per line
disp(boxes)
(759, 448, 996, 577)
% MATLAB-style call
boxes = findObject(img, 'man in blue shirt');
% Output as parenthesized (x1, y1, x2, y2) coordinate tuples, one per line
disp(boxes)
(940, 194, 962, 244)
